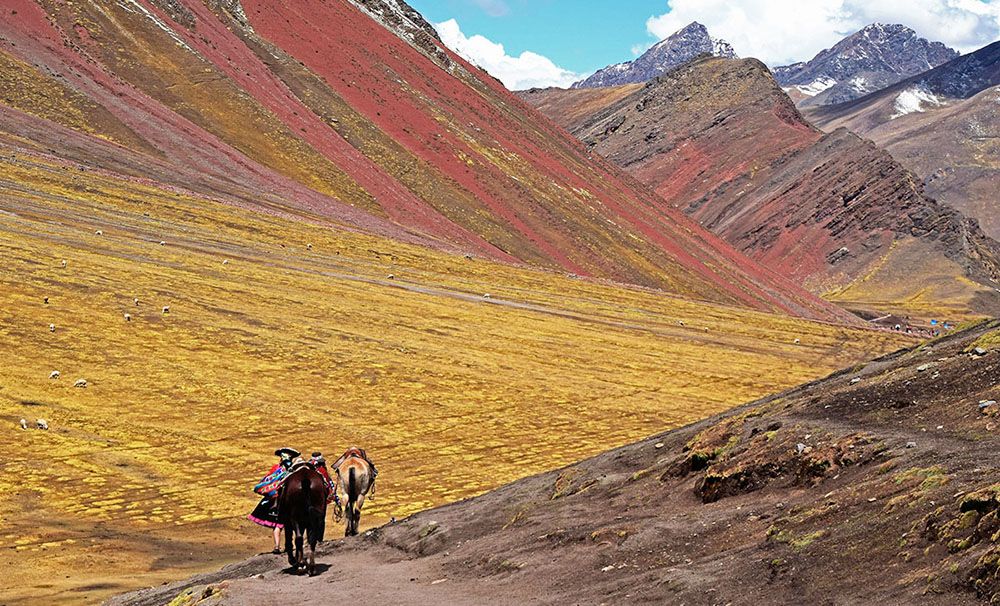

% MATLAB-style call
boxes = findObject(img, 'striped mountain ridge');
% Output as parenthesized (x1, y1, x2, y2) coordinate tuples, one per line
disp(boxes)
(520, 56, 1000, 319)
(805, 41, 1000, 241)
(0, 0, 851, 322)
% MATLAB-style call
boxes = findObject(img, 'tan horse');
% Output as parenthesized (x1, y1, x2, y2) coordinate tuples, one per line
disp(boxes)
(332, 447, 375, 536)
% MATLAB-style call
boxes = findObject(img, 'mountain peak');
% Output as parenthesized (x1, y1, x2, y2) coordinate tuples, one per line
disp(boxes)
(774, 23, 959, 106)
(861, 22, 912, 33)
(572, 22, 736, 89)
(680, 21, 708, 32)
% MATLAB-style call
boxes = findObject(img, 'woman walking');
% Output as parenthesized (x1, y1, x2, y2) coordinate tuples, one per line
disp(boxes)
(248, 447, 300, 553)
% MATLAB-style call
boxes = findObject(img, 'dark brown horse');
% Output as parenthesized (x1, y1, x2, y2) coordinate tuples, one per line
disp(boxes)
(277, 465, 329, 575)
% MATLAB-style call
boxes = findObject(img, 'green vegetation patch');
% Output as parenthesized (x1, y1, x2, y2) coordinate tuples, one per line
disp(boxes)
(767, 526, 827, 551)
(971, 327, 1000, 352)
(894, 466, 950, 491)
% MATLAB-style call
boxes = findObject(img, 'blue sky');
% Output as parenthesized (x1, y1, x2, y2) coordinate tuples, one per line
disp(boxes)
(406, 0, 1000, 90)
(407, 0, 664, 74)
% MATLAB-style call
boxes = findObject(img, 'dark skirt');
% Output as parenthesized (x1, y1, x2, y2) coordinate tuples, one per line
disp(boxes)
(247, 495, 282, 528)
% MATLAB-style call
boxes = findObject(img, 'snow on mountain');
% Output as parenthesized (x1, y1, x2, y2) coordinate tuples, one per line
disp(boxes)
(774, 23, 959, 106)
(794, 76, 838, 96)
(891, 84, 945, 118)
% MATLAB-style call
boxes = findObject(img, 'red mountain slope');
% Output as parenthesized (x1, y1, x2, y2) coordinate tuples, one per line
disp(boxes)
(0, 0, 849, 321)
(522, 57, 1000, 319)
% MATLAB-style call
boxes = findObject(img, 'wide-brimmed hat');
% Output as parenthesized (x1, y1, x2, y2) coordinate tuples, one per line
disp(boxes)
(274, 447, 301, 458)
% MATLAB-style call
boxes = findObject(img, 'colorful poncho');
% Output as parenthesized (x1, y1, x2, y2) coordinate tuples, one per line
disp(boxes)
(254, 463, 289, 496)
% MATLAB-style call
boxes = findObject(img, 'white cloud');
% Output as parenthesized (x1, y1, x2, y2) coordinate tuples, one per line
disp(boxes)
(631, 42, 653, 56)
(646, 0, 1000, 66)
(434, 18, 583, 89)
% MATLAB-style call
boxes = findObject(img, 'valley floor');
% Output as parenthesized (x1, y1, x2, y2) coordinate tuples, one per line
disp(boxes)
(0, 149, 909, 605)
(111, 321, 1000, 606)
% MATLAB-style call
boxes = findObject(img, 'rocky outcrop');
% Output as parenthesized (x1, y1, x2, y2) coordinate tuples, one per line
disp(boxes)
(572, 22, 735, 89)
(350, 0, 452, 66)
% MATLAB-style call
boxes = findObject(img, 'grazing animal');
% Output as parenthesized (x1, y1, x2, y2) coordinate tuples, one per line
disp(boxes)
(334, 449, 375, 537)
(36, 419, 48, 430)
(134, 298, 140, 306)
(162, 306, 170, 314)
(49, 324, 55, 332)
(277, 465, 328, 576)
(19, 419, 27, 430)
(124, 313, 131, 322)
(74, 379, 87, 388)
(49, 370, 60, 380)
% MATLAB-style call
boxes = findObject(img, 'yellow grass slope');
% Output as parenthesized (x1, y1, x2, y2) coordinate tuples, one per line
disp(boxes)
(824, 237, 996, 321)
(0, 148, 911, 605)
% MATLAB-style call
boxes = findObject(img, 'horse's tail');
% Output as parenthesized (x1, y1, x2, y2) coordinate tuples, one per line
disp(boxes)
(348, 467, 358, 512)
(300, 471, 311, 520)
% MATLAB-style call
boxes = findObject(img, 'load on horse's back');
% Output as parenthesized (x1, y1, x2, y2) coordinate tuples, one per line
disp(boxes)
(332, 447, 377, 536)
(277, 459, 329, 576)
(308, 452, 337, 501)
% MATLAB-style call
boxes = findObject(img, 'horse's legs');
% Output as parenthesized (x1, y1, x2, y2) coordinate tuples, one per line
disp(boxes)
(344, 500, 354, 537)
(354, 505, 361, 535)
(307, 539, 316, 576)
(307, 507, 322, 577)
(355, 493, 366, 535)
(295, 529, 305, 572)
(285, 524, 296, 568)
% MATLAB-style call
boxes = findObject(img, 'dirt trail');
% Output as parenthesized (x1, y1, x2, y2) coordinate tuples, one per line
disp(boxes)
(111, 320, 1000, 606)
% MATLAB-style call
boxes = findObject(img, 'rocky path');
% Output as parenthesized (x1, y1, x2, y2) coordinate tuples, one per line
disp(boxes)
(111, 320, 1000, 606)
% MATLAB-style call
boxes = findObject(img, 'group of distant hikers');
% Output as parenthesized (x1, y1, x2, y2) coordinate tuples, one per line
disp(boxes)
(248, 446, 377, 574)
